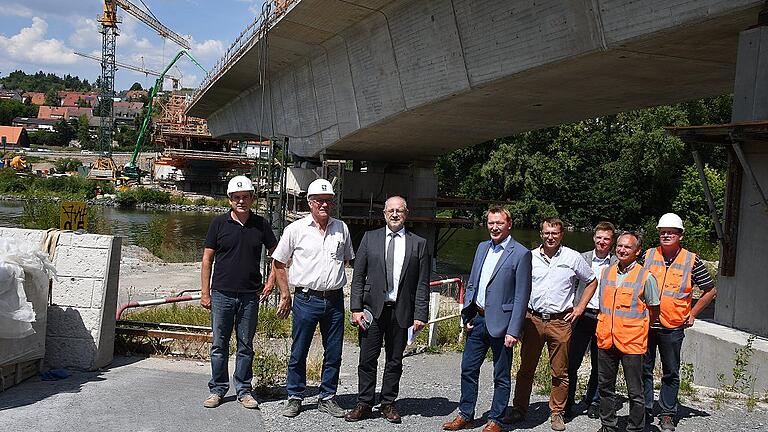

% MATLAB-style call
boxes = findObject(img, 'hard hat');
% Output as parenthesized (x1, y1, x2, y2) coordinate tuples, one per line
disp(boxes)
(657, 213, 684, 231)
(307, 178, 335, 197)
(227, 175, 255, 196)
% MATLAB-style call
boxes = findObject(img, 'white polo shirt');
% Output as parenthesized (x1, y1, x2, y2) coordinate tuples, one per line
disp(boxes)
(529, 245, 596, 314)
(272, 215, 355, 291)
(586, 250, 613, 310)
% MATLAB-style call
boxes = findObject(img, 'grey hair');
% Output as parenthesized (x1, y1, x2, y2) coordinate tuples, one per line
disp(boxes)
(384, 195, 408, 210)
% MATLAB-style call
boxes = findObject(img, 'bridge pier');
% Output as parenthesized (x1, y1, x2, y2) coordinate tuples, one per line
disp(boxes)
(340, 159, 439, 265)
(715, 19, 768, 337)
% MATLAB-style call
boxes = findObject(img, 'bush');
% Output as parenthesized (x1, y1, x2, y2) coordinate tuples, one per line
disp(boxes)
(54, 157, 83, 173)
(0, 168, 29, 193)
(19, 200, 112, 233)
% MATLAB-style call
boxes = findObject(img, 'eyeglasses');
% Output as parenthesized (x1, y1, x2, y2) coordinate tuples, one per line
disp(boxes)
(659, 230, 681, 236)
(384, 208, 407, 215)
(229, 195, 252, 202)
(311, 198, 334, 205)
(541, 231, 562, 237)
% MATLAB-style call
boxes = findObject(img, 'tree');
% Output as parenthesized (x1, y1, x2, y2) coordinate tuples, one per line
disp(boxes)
(44, 88, 59, 106)
(53, 119, 75, 146)
(129, 82, 143, 91)
(76, 115, 92, 148)
(0, 99, 38, 125)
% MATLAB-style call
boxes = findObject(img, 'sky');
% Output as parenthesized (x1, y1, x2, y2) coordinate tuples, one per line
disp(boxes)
(0, 0, 267, 91)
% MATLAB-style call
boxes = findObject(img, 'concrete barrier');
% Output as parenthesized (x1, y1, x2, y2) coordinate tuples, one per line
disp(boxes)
(682, 320, 768, 391)
(0, 228, 121, 371)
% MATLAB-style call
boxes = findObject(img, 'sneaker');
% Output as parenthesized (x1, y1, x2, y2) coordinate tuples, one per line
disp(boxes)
(238, 393, 259, 409)
(587, 404, 600, 419)
(203, 393, 222, 408)
(283, 399, 301, 417)
(318, 396, 347, 418)
(551, 413, 566, 431)
(659, 415, 675, 431)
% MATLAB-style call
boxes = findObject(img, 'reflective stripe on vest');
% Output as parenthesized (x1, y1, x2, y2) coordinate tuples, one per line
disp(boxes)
(596, 263, 650, 355)
(643, 247, 694, 328)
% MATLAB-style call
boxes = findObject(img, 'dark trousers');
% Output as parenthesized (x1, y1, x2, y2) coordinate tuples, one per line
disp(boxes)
(357, 304, 408, 406)
(458, 314, 513, 423)
(598, 347, 645, 432)
(643, 327, 685, 416)
(287, 291, 345, 399)
(567, 311, 600, 409)
(209, 290, 259, 397)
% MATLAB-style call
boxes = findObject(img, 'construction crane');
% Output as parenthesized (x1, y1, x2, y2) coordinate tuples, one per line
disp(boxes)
(98, 0, 190, 156)
(74, 52, 181, 90)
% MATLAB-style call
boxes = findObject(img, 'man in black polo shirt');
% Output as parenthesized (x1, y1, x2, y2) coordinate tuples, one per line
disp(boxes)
(200, 175, 287, 409)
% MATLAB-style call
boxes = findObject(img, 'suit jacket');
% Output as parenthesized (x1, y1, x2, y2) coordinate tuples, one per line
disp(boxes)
(350, 228, 431, 329)
(573, 249, 617, 308)
(461, 236, 532, 339)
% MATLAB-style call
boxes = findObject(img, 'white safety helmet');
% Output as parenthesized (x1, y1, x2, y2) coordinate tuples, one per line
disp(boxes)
(307, 178, 335, 197)
(656, 212, 684, 232)
(227, 175, 255, 196)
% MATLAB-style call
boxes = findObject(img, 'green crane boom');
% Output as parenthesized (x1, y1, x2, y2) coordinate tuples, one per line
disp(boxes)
(123, 50, 206, 179)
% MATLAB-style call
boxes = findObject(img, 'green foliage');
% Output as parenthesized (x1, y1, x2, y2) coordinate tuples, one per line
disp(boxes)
(76, 115, 93, 148)
(671, 164, 725, 260)
(436, 95, 731, 239)
(123, 304, 211, 326)
(53, 119, 75, 145)
(0, 168, 28, 193)
(129, 82, 143, 91)
(0, 169, 112, 199)
(28, 131, 59, 146)
(54, 157, 83, 173)
(44, 88, 59, 106)
(115, 187, 171, 208)
(0, 99, 39, 125)
(18, 200, 111, 234)
(680, 362, 698, 399)
(256, 306, 292, 338)
(719, 335, 757, 395)
(0, 70, 96, 93)
(114, 125, 139, 150)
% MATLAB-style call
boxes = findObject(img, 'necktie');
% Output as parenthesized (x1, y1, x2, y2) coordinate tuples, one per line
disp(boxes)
(387, 232, 396, 292)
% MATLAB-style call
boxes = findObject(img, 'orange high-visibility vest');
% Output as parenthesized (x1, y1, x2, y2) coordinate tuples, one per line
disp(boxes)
(596, 263, 650, 355)
(643, 247, 695, 328)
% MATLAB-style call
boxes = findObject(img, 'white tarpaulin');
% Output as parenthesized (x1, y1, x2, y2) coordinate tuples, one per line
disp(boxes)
(0, 237, 56, 365)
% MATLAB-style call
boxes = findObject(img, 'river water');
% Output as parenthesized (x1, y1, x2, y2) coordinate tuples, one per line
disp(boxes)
(0, 200, 593, 273)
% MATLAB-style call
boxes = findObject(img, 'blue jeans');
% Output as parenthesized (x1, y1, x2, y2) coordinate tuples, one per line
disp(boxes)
(567, 311, 600, 409)
(643, 327, 685, 416)
(458, 314, 512, 423)
(286, 291, 345, 399)
(209, 290, 259, 397)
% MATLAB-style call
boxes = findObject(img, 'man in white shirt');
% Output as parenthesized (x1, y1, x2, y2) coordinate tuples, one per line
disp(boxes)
(566, 221, 617, 419)
(508, 218, 597, 431)
(272, 178, 355, 418)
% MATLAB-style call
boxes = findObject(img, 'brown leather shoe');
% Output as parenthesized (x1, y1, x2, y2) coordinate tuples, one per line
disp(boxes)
(481, 421, 502, 432)
(380, 403, 402, 423)
(442, 415, 472, 431)
(344, 402, 372, 422)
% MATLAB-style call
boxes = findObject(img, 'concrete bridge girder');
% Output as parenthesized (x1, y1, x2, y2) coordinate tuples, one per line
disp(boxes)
(190, 0, 764, 161)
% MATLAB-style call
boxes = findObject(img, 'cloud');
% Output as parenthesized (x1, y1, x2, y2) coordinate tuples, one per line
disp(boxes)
(0, 17, 78, 65)
(68, 17, 100, 50)
(192, 39, 224, 61)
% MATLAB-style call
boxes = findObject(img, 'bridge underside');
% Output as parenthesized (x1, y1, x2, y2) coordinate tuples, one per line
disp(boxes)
(188, 0, 764, 162)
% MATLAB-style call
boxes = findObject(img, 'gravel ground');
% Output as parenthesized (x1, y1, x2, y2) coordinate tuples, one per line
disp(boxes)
(256, 341, 768, 432)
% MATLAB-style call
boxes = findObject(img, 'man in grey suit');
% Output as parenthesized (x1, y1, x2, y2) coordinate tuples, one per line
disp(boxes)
(345, 196, 430, 424)
(566, 221, 617, 419)
(443, 206, 532, 432)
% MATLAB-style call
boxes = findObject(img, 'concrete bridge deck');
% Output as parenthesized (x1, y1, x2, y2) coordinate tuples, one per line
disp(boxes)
(188, 0, 764, 161)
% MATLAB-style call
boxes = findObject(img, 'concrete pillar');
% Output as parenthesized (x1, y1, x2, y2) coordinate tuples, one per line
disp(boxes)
(715, 23, 768, 336)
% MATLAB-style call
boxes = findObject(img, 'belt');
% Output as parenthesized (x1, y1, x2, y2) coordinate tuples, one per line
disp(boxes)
(300, 288, 342, 299)
(527, 308, 571, 321)
(475, 303, 485, 317)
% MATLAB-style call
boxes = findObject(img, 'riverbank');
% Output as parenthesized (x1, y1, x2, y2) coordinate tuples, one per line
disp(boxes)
(0, 193, 229, 213)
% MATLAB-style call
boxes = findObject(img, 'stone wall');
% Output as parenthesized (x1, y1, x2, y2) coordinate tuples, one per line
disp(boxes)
(0, 228, 121, 371)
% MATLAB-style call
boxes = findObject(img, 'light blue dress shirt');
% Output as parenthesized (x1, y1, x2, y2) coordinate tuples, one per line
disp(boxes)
(475, 235, 511, 308)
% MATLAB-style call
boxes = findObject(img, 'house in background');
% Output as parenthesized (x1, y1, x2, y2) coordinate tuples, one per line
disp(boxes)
(22, 92, 46, 105)
(0, 126, 30, 147)
(12, 117, 58, 132)
(0, 90, 23, 102)
(38, 106, 93, 120)
(58, 91, 98, 107)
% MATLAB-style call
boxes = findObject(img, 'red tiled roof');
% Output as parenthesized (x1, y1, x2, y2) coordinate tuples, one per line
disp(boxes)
(0, 126, 25, 145)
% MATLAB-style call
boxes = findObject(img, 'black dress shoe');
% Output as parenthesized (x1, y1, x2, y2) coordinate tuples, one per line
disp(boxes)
(344, 402, 372, 422)
(380, 403, 402, 423)
(587, 404, 600, 419)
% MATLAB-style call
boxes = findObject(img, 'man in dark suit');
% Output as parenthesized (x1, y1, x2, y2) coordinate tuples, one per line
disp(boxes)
(345, 196, 430, 424)
(443, 206, 532, 432)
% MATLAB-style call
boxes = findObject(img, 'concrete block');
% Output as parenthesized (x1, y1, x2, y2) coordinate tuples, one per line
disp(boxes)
(681, 320, 768, 390)
(0, 228, 45, 245)
(51, 277, 98, 308)
(53, 245, 108, 278)
(70, 232, 114, 249)
(44, 337, 97, 370)
(46, 306, 102, 340)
